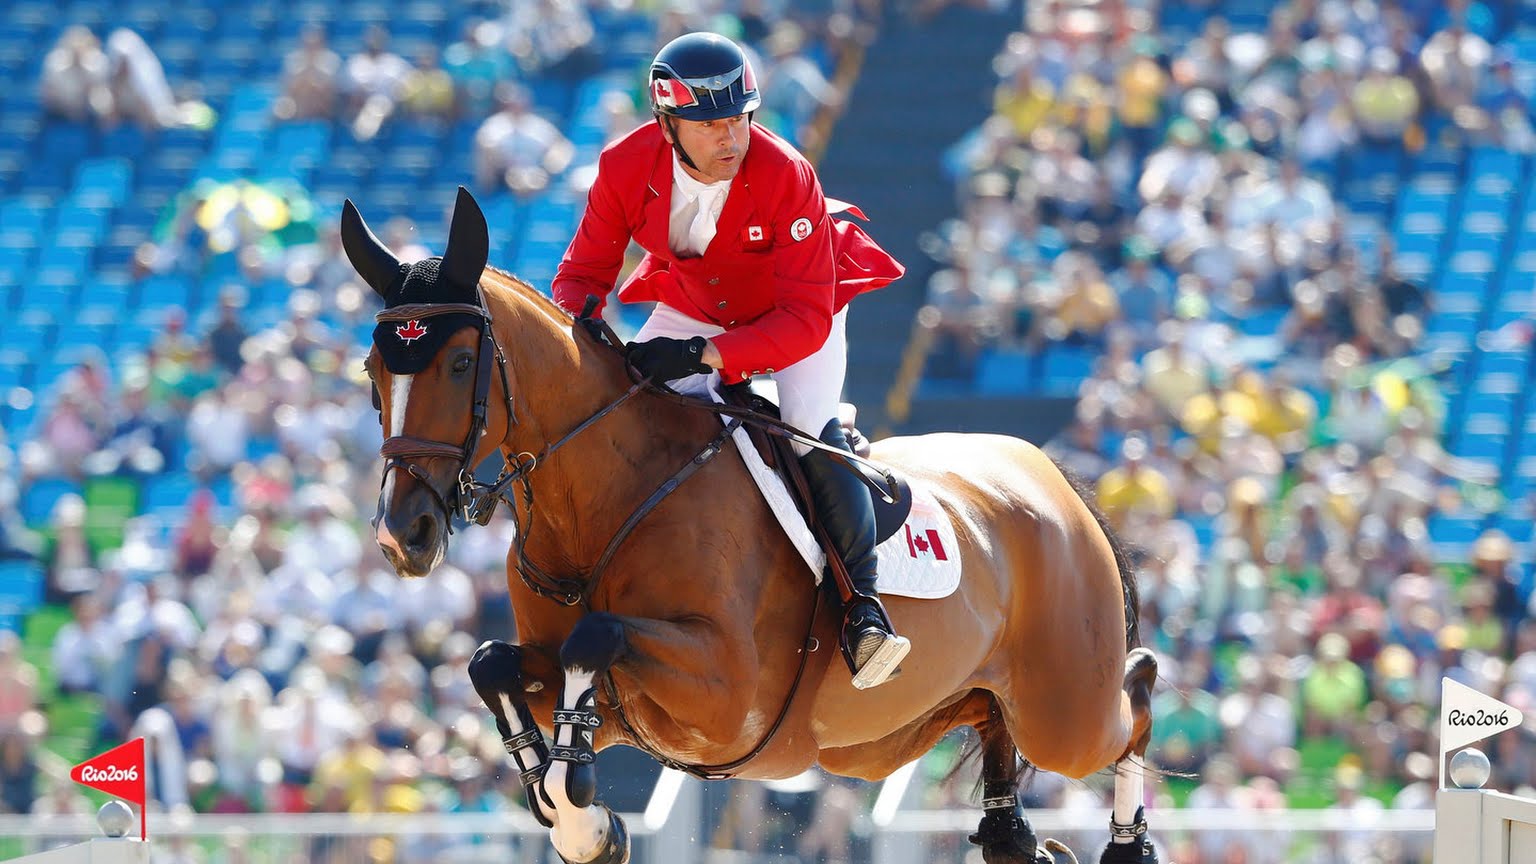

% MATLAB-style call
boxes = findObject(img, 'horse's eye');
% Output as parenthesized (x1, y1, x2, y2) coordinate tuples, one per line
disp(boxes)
(452, 356, 472, 374)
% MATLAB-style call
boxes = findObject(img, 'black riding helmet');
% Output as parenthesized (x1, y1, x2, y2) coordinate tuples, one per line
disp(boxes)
(648, 32, 761, 169)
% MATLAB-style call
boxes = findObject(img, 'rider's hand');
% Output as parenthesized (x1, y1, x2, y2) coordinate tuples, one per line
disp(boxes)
(625, 336, 713, 382)
(575, 315, 609, 345)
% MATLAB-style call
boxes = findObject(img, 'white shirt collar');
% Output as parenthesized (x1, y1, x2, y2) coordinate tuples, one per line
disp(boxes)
(672, 154, 728, 203)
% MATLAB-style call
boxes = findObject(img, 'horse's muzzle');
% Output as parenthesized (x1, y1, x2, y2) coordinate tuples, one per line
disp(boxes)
(375, 496, 445, 578)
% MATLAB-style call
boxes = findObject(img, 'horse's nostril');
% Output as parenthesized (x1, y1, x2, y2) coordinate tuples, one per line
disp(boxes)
(404, 514, 436, 551)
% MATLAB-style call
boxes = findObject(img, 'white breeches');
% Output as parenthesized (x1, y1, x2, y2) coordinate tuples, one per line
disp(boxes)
(633, 304, 849, 455)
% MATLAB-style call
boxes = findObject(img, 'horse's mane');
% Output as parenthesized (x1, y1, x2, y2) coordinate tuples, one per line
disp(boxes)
(482, 266, 577, 324)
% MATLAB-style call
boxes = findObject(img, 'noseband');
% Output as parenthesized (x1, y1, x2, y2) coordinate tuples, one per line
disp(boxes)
(374, 296, 514, 530)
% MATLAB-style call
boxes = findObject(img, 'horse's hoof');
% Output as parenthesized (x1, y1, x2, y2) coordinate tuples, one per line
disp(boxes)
(1043, 838, 1080, 864)
(1099, 840, 1158, 864)
(558, 808, 630, 864)
(970, 812, 1040, 864)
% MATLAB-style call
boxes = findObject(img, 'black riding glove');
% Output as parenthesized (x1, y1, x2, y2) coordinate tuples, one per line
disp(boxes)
(625, 336, 712, 381)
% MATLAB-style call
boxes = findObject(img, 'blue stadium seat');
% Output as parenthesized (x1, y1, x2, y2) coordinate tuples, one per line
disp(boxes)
(135, 274, 193, 312)
(35, 245, 92, 283)
(1040, 346, 1094, 394)
(72, 157, 132, 206)
(0, 560, 43, 629)
(21, 475, 81, 526)
(0, 560, 42, 607)
(1475, 350, 1529, 395)
(51, 321, 114, 357)
(1428, 513, 1487, 558)
(140, 472, 200, 516)
(1464, 391, 1518, 420)
(974, 348, 1035, 395)
(0, 200, 45, 240)
(0, 246, 29, 286)
(20, 276, 76, 311)
(5, 320, 51, 355)
(53, 205, 111, 246)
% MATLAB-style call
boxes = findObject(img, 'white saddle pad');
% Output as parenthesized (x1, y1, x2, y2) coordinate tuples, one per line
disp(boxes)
(709, 388, 962, 600)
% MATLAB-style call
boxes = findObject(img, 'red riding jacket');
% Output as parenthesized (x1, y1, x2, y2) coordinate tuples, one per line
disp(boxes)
(552, 122, 904, 376)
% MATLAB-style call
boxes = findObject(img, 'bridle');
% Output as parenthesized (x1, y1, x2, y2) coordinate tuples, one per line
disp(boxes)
(372, 288, 658, 608)
(373, 293, 514, 533)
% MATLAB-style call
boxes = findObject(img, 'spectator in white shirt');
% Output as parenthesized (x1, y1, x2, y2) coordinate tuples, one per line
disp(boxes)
(39, 26, 112, 122)
(1137, 119, 1221, 206)
(51, 593, 122, 695)
(1257, 158, 1335, 240)
(473, 83, 574, 196)
(281, 486, 361, 578)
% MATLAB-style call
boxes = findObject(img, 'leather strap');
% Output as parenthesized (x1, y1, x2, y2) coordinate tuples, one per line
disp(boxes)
(376, 302, 489, 322)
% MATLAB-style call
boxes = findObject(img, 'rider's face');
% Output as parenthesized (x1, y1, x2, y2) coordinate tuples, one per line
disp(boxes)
(666, 114, 750, 184)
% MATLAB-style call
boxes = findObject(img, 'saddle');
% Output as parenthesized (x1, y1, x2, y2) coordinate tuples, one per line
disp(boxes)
(717, 381, 913, 546)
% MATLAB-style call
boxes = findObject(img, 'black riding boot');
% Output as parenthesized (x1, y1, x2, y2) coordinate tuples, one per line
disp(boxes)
(800, 419, 911, 689)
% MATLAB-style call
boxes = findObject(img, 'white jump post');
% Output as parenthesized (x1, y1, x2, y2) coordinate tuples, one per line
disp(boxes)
(3, 801, 148, 864)
(1434, 749, 1536, 864)
(1434, 677, 1536, 864)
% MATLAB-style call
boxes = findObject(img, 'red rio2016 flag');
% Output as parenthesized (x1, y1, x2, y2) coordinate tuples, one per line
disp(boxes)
(71, 738, 147, 840)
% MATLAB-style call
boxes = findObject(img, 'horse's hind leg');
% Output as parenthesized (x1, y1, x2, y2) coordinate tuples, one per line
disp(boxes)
(970, 698, 1070, 864)
(1101, 647, 1159, 864)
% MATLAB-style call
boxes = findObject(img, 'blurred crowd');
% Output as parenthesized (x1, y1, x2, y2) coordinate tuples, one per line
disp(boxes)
(911, 0, 1536, 862)
(5, 0, 867, 860)
(11, 0, 1536, 861)
(40, 1, 856, 186)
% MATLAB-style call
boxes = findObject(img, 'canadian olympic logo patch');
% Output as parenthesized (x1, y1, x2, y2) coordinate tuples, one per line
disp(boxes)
(790, 217, 813, 242)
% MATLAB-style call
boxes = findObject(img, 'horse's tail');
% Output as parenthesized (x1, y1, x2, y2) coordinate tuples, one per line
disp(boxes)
(1052, 458, 1141, 651)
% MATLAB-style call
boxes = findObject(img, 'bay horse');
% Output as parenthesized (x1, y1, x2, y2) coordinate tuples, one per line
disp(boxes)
(342, 187, 1160, 864)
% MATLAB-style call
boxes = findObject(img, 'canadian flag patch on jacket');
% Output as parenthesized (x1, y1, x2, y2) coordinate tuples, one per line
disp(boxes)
(742, 224, 769, 250)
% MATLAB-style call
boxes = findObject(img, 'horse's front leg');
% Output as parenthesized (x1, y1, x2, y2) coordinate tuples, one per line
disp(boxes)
(545, 610, 747, 863)
(539, 612, 640, 864)
(467, 641, 560, 829)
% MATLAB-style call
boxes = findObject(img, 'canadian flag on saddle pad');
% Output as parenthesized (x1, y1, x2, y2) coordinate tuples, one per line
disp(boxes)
(904, 524, 948, 561)
(874, 492, 962, 599)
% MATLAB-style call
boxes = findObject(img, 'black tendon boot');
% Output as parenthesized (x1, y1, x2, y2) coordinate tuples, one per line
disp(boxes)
(800, 419, 911, 689)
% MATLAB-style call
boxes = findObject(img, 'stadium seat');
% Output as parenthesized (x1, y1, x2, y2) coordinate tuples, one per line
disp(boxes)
(974, 348, 1035, 395)
(139, 472, 201, 517)
(135, 274, 194, 312)
(0, 560, 43, 630)
(1040, 346, 1094, 394)
(20, 476, 81, 527)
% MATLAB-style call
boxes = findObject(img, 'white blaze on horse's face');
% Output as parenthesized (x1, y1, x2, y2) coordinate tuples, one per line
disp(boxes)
(375, 373, 414, 559)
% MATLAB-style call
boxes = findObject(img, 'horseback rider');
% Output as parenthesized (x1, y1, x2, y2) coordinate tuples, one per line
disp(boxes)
(550, 31, 910, 689)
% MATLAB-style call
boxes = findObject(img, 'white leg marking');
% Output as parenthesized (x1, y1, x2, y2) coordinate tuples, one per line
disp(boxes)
(548, 668, 610, 863)
(1112, 755, 1144, 843)
(498, 692, 554, 827)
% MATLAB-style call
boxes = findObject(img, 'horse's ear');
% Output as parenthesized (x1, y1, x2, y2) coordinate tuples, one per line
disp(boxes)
(442, 186, 489, 292)
(340, 199, 402, 299)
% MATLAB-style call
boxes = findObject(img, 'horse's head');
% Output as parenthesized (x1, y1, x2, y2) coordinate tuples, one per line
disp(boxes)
(342, 187, 511, 578)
